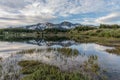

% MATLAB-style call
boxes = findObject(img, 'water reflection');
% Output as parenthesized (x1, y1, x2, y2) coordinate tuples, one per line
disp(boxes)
(0, 48, 104, 80)
(27, 39, 76, 47)
(0, 38, 120, 80)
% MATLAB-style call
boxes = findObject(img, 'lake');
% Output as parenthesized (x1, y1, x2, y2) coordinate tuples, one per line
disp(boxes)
(0, 38, 120, 80)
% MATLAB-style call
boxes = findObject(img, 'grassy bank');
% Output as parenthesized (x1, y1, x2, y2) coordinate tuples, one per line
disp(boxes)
(1, 27, 120, 55)
(69, 28, 120, 55)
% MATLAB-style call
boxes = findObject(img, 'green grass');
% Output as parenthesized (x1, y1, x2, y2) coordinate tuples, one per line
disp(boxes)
(18, 55, 107, 80)
(18, 60, 89, 80)
(82, 55, 107, 80)
(106, 47, 120, 55)
(56, 48, 79, 56)
(17, 48, 79, 57)
(70, 29, 120, 38)
(69, 29, 120, 55)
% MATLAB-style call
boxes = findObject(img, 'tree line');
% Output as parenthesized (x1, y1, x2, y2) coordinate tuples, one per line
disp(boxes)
(0, 24, 120, 35)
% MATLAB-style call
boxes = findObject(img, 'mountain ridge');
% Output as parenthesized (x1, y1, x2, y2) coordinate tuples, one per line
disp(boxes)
(20, 21, 81, 30)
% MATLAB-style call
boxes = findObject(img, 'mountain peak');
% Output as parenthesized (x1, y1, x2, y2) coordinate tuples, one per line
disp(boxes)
(23, 21, 81, 30)
(60, 21, 73, 25)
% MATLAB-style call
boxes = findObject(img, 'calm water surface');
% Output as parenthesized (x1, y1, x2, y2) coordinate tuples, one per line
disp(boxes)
(0, 39, 120, 80)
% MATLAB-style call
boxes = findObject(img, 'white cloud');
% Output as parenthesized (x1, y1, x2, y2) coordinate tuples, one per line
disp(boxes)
(0, 0, 120, 27)
(96, 12, 120, 24)
(81, 18, 98, 25)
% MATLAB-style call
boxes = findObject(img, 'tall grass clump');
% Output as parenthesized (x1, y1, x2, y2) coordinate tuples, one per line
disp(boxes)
(56, 48, 79, 56)
(106, 47, 120, 55)
(18, 60, 89, 80)
(17, 48, 79, 57)
(82, 55, 107, 80)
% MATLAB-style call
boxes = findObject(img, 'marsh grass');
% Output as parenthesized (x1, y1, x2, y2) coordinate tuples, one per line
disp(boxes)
(17, 48, 79, 56)
(71, 29, 120, 38)
(83, 56, 99, 74)
(0, 57, 2, 77)
(18, 55, 106, 80)
(82, 55, 107, 80)
(0, 57, 2, 61)
(106, 47, 120, 55)
(69, 34, 120, 56)
(18, 60, 89, 80)
(0, 56, 21, 80)
(17, 49, 36, 54)
(56, 48, 79, 56)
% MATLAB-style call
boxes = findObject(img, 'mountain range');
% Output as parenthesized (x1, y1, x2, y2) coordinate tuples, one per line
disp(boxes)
(21, 21, 81, 30)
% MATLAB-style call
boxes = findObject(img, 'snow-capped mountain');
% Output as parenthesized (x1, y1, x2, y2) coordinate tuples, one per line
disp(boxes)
(57, 21, 80, 29)
(23, 21, 81, 30)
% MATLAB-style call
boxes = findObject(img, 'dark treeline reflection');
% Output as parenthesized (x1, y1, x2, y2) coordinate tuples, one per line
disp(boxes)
(0, 35, 70, 42)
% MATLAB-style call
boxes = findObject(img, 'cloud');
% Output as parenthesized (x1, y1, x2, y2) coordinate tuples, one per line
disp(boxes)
(81, 18, 97, 25)
(96, 12, 120, 24)
(0, 0, 120, 27)
(65, 18, 97, 25)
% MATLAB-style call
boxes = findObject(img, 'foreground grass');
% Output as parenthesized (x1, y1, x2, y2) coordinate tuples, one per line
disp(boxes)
(18, 54, 107, 80)
(18, 60, 89, 80)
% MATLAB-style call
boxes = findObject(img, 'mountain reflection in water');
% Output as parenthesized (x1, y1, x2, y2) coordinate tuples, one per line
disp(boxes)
(0, 38, 120, 80)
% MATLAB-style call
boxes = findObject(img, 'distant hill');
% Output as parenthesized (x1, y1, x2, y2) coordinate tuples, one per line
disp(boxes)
(20, 21, 81, 30)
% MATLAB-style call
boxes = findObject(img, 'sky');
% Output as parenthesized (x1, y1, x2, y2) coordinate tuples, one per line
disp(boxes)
(0, 0, 120, 28)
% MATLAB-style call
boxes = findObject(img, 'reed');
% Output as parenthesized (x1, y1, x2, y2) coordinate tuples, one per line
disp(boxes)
(18, 60, 89, 80)
(17, 48, 79, 56)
